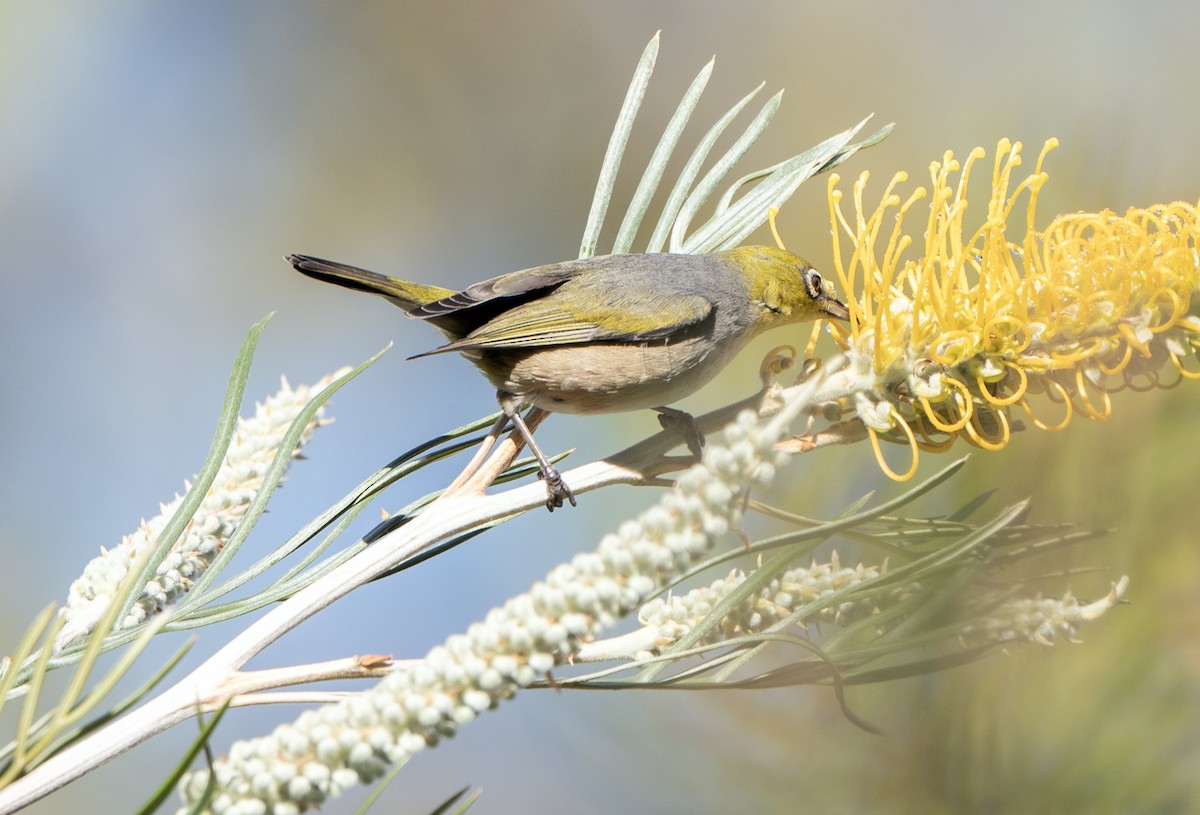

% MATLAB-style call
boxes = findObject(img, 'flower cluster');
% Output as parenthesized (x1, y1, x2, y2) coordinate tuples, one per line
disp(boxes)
(57, 372, 346, 649)
(961, 577, 1129, 646)
(632, 554, 1125, 659)
(635, 553, 897, 658)
(177, 394, 812, 813)
(825, 139, 1199, 478)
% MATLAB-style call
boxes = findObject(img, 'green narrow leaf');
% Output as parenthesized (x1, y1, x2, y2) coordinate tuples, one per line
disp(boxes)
(579, 32, 659, 259)
(645, 82, 766, 252)
(680, 117, 871, 253)
(142, 699, 230, 815)
(426, 786, 483, 815)
(612, 56, 713, 253)
(115, 314, 273, 628)
(354, 755, 413, 814)
(681, 117, 890, 253)
(180, 345, 387, 602)
(177, 412, 503, 619)
(36, 638, 193, 764)
(669, 457, 970, 590)
(669, 90, 782, 250)
(1, 612, 64, 784)
(710, 163, 780, 217)
(635, 546, 791, 683)
(0, 606, 56, 713)
(52, 616, 175, 738)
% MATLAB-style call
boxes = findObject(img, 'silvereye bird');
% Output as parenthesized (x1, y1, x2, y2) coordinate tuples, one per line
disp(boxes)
(289, 246, 849, 510)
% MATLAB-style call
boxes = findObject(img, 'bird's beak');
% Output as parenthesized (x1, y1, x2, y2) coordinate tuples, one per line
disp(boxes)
(820, 295, 851, 322)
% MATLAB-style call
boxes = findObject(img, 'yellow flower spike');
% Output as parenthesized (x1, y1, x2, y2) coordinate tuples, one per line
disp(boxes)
(826, 136, 1200, 479)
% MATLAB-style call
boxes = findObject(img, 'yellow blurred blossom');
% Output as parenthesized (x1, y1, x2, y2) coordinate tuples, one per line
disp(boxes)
(825, 139, 1200, 478)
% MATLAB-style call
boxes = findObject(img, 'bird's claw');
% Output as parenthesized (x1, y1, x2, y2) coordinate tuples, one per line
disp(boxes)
(655, 407, 705, 459)
(538, 466, 577, 512)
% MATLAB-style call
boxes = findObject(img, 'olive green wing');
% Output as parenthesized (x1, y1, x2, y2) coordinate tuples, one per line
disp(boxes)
(406, 259, 596, 320)
(414, 278, 714, 355)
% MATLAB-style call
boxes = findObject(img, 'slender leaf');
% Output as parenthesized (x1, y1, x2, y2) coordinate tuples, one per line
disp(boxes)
(182, 344, 387, 602)
(669, 90, 782, 250)
(115, 315, 273, 628)
(580, 33, 658, 258)
(645, 82, 766, 252)
(612, 57, 713, 253)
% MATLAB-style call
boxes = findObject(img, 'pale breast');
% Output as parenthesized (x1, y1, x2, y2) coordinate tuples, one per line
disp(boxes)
(490, 335, 748, 415)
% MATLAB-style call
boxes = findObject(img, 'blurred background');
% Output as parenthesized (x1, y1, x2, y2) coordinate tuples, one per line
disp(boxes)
(2, 2, 1198, 813)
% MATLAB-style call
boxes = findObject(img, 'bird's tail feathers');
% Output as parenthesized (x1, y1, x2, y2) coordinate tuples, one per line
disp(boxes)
(286, 254, 454, 312)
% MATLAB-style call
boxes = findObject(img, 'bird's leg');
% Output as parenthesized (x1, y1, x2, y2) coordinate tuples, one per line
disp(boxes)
(442, 412, 509, 497)
(499, 393, 576, 511)
(654, 406, 705, 459)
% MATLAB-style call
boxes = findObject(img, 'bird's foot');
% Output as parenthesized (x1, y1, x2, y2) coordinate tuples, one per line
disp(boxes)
(655, 407, 705, 459)
(538, 466, 577, 512)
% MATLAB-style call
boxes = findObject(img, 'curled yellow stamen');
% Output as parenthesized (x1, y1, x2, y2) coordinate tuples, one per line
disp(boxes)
(825, 319, 851, 351)
(825, 137, 1199, 480)
(981, 315, 1030, 355)
(1019, 379, 1073, 432)
(1072, 368, 1113, 420)
(1117, 323, 1153, 357)
(962, 405, 1011, 451)
(917, 375, 973, 432)
(911, 413, 957, 452)
(929, 330, 978, 366)
(867, 406, 919, 482)
(1097, 342, 1134, 376)
(1170, 349, 1200, 380)
(767, 206, 786, 251)
(1146, 286, 1187, 334)
(803, 321, 823, 358)
(1049, 336, 1107, 365)
(976, 360, 1029, 406)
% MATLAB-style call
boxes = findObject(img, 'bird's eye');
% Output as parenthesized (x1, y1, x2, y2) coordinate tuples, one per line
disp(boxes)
(803, 269, 823, 299)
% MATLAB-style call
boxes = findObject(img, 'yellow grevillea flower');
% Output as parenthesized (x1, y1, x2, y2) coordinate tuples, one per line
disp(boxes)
(826, 139, 1200, 479)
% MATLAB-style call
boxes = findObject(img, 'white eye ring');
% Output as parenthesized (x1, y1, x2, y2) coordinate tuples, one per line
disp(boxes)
(803, 269, 823, 298)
